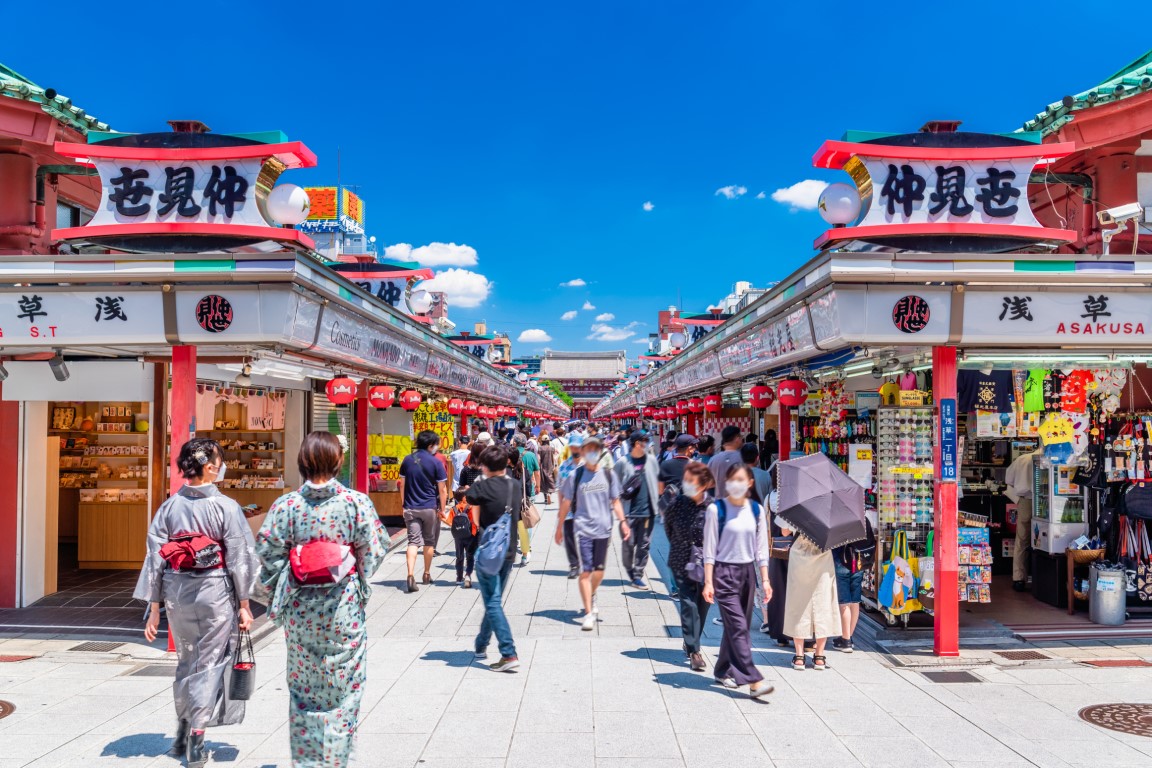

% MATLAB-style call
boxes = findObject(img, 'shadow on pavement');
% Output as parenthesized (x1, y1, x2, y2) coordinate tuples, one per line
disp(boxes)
(420, 649, 476, 668)
(102, 733, 243, 762)
(527, 608, 579, 626)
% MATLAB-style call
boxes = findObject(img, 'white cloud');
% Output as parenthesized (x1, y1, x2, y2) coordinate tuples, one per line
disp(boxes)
(588, 321, 641, 342)
(632, 339, 651, 345)
(385, 242, 478, 267)
(755, 191, 766, 199)
(517, 329, 552, 343)
(642, 201, 654, 212)
(582, 300, 596, 310)
(560, 278, 586, 287)
(595, 313, 615, 322)
(561, 310, 579, 321)
(420, 268, 492, 309)
(770, 179, 829, 212)
(715, 185, 748, 200)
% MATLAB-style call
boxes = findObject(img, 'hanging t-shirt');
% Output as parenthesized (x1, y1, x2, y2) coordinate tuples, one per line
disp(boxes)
(1044, 370, 1068, 412)
(1022, 369, 1048, 413)
(1060, 370, 1095, 413)
(878, 381, 900, 406)
(958, 370, 1014, 413)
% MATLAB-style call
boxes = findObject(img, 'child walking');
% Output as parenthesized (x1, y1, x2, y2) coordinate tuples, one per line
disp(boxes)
(447, 489, 478, 587)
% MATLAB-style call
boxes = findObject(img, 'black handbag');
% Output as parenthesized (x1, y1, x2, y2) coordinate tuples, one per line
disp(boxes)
(230, 629, 256, 701)
(1123, 482, 1152, 521)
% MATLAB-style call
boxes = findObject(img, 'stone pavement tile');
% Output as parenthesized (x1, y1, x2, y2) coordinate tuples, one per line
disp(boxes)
(2, 733, 79, 760)
(854, 682, 956, 718)
(595, 760, 685, 768)
(593, 711, 680, 759)
(901, 717, 1025, 762)
(351, 730, 430, 766)
(422, 712, 515, 758)
(839, 736, 951, 768)
(774, 761, 863, 768)
(524, 664, 592, 695)
(446, 675, 526, 712)
(360, 693, 451, 733)
(593, 676, 666, 712)
(387, 663, 469, 695)
(998, 667, 1081, 685)
(675, 733, 771, 768)
(666, 697, 754, 734)
(817, 704, 903, 737)
(944, 763, 1037, 768)
(408, 760, 506, 768)
(507, 730, 596, 768)
(745, 712, 853, 761)
(516, 692, 595, 732)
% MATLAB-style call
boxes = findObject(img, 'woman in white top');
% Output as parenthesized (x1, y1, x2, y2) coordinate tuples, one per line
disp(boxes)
(702, 463, 774, 698)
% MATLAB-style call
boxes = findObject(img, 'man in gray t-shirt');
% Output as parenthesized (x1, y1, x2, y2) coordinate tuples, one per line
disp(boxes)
(708, 425, 748, 493)
(556, 435, 630, 631)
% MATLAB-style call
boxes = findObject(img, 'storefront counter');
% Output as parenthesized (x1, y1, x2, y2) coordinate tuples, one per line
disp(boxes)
(78, 502, 149, 569)
(370, 492, 403, 519)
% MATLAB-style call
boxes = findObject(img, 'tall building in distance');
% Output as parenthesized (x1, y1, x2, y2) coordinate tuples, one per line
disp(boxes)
(538, 351, 626, 421)
(299, 186, 372, 261)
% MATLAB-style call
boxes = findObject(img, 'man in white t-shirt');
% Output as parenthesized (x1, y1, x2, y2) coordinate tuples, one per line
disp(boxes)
(449, 435, 472, 492)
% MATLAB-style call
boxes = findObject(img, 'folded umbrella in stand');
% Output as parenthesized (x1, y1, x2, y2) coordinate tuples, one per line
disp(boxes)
(775, 452, 867, 551)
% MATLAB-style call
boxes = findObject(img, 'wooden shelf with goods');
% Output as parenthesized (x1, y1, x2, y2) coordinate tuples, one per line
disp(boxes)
(78, 502, 149, 569)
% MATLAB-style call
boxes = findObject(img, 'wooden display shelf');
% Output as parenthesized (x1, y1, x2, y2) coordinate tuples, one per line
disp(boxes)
(78, 502, 148, 569)
(50, 429, 147, 437)
(369, 491, 403, 519)
(198, 429, 283, 434)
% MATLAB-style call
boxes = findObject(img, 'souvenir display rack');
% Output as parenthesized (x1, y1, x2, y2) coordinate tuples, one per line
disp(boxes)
(797, 411, 873, 473)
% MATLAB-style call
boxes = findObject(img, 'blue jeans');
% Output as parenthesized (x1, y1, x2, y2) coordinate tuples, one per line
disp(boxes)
(475, 556, 516, 658)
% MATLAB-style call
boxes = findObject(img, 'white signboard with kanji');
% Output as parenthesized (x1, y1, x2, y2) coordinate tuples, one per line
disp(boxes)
(88, 159, 266, 227)
(962, 290, 1152, 345)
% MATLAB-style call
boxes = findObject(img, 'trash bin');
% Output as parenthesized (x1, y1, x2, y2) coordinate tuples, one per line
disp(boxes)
(1089, 564, 1126, 626)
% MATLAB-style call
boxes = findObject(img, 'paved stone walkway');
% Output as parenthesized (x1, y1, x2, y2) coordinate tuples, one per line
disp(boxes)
(3, 498, 1152, 767)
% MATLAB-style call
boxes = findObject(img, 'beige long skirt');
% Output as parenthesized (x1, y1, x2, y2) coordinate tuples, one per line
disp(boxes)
(783, 536, 843, 640)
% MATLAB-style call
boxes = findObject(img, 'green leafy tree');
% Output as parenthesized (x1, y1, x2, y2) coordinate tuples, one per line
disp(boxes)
(540, 379, 574, 408)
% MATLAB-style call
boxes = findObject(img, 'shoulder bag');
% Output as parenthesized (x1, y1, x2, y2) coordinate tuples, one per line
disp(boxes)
(521, 469, 541, 529)
(476, 478, 516, 576)
(229, 629, 256, 701)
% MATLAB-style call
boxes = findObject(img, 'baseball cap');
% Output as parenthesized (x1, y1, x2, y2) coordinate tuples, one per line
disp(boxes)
(476, 431, 493, 444)
(568, 434, 585, 448)
(582, 434, 604, 448)
(628, 430, 650, 445)
(675, 434, 699, 449)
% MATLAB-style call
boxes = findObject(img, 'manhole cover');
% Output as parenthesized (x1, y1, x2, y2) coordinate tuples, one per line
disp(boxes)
(922, 670, 982, 684)
(69, 641, 123, 653)
(1080, 704, 1152, 737)
(1082, 659, 1152, 668)
(995, 650, 1050, 661)
(0, 700, 14, 719)
(0, 655, 34, 663)
(129, 664, 177, 677)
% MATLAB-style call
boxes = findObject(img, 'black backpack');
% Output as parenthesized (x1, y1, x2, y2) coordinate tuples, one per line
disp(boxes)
(451, 505, 473, 540)
(846, 518, 877, 568)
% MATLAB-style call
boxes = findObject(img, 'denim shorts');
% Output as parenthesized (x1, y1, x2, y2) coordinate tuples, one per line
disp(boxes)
(835, 563, 863, 604)
(577, 535, 609, 573)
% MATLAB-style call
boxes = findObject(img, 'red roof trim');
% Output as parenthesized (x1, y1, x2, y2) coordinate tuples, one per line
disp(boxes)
(812, 140, 1076, 170)
(54, 141, 318, 169)
(53, 222, 316, 249)
(814, 222, 1078, 250)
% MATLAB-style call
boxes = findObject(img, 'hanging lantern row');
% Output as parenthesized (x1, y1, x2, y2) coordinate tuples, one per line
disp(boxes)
(749, 383, 775, 409)
(368, 385, 395, 409)
(688, 397, 703, 414)
(326, 377, 565, 419)
(776, 378, 809, 408)
(704, 393, 722, 413)
(325, 376, 358, 406)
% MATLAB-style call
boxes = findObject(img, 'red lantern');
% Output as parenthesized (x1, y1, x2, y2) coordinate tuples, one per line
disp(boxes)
(325, 377, 357, 406)
(749, 384, 775, 409)
(777, 378, 809, 408)
(447, 398, 464, 415)
(643, 406, 655, 418)
(676, 399, 689, 415)
(703, 393, 722, 413)
(399, 389, 422, 411)
(463, 400, 478, 416)
(367, 385, 395, 410)
(688, 397, 704, 414)
(479, 405, 491, 418)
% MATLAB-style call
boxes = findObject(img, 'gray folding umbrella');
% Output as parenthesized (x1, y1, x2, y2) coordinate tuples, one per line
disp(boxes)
(775, 452, 867, 551)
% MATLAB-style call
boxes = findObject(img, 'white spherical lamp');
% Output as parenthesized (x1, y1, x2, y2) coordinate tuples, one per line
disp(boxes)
(669, 331, 686, 349)
(817, 183, 862, 226)
(517, 371, 529, 382)
(408, 289, 433, 314)
(638, 360, 651, 375)
(267, 184, 311, 226)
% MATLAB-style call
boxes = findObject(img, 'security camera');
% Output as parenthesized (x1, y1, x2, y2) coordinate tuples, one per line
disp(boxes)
(1097, 202, 1144, 227)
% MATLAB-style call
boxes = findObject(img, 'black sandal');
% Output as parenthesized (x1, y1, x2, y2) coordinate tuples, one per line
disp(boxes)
(791, 655, 806, 670)
(813, 655, 829, 670)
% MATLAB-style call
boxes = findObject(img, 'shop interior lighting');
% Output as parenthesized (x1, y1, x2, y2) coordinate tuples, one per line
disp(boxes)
(48, 350, 69, 382)
(234, 363, 253, 387)
(962, 353, 1114, 365)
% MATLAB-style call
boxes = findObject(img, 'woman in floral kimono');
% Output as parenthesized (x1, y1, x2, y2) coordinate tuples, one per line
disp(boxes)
(257, 432, 386, 768)
(135, 437, 258, 768)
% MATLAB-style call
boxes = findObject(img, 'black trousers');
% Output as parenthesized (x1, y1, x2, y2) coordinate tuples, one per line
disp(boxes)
(677, 575, 711, 654)
(713, 561, 763, 686)
(621, 516, 653, 579)
(454, 536, 477, 580)
(563, 518, 578, 569)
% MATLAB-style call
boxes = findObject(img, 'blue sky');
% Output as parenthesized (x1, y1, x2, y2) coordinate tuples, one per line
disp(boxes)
(8, 2, 1151, 354)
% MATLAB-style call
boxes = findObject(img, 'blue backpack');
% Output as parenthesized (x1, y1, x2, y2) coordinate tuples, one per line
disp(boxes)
(716, 498, 762, 534)
(475, 477, 516, 577)
(685, 499, 762, 583)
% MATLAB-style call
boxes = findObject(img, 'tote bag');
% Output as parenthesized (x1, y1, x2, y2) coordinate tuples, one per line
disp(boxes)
(476, 478, 516, 577)
(879, 530, 922, 615)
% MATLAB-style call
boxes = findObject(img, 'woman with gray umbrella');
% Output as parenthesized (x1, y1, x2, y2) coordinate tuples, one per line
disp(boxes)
(775, 453, 867, 671)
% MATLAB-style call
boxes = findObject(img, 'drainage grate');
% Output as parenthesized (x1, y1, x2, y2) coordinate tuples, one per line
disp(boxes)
(0, 700, 14, 719)
(129, 664, 177, 677)
(69, 641, 123, 653)
(0, 655, 34, 663)
(922, 670, 982, 684)
(1080, 703, 1152, 737)
(1082, 659, 1152, 668)
(994, 650, 1050, 661)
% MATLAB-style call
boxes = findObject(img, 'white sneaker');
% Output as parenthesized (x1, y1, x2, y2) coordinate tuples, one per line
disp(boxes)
(520, 553, 530, 566)
(592, 595, 599, 615)
(581, 613, 596, 631)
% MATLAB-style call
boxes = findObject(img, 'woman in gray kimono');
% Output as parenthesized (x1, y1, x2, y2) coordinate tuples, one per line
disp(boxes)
(135, 437, 258, 768)
(256, 431, 386, 768)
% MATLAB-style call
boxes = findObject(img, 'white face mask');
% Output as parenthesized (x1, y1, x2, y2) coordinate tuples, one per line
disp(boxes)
(214, 463, 227, 482)
(725, 479, 750, 499)
(681, 480, 699, 498)
(584, 450, 601, 466)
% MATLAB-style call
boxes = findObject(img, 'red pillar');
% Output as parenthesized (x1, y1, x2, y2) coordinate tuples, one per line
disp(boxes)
(777, 405, 791, 462)
(932, 345, 960, 657)
(169, 346, 197, 496)
(355, 396, 369, 493)
(459, 414, 468, 438)
(0, 387, 18, 607)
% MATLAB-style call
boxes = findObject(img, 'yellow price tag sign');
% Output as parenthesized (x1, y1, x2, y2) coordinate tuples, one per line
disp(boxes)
(856, 449, 873, 461)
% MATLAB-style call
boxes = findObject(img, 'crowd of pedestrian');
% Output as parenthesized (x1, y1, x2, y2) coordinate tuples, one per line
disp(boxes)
(136, 419, 872, 767)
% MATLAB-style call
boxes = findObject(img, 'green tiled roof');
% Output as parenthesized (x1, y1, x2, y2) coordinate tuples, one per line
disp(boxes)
(1021, 50, 1152, 136)
(0, 62, 109, 134)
